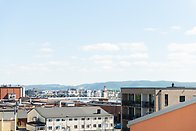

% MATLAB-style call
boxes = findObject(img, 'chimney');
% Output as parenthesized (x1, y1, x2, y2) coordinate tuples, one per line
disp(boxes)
(97, 109, 101, 114)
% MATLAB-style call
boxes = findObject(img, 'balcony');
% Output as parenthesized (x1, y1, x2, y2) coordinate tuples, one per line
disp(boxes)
(122, 100, 141, 107)
(122, 114, 134, 120)
(122, 100, 154, 108)
(142, 101, 154, 108)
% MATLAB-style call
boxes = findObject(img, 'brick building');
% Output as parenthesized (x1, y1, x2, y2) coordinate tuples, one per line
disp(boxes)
(0, 85, 24, 100)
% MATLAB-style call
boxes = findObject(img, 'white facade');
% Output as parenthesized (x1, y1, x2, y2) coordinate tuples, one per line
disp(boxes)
(27, 107, 114, 131)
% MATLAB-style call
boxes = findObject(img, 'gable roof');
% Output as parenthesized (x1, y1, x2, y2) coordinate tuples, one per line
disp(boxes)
(127, 97, 196, 128)
(34, 106, 112, 118)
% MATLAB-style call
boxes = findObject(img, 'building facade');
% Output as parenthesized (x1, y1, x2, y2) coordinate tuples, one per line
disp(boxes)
(127, 98, 196, 131)
(121, 85, 196, 130)
(27, 106, 114, 131)
(0, 85, 24, 100)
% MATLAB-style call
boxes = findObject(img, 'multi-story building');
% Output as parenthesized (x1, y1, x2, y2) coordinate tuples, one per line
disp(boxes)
(0, 85, 24, 100)
(87, 100, 121, 124)
(121, 84, 196, 131)
(127, 97, 196, 131)
(27, 106, 114, 131)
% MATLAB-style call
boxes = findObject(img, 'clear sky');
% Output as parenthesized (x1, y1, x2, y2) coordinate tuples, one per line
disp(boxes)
(1, 0, 196, 85)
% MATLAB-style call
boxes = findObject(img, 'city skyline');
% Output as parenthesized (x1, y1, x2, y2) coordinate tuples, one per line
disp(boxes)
(1, 0, 196, 85)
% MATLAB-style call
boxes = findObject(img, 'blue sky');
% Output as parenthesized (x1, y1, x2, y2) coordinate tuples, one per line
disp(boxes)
(1, 0, 196, 85)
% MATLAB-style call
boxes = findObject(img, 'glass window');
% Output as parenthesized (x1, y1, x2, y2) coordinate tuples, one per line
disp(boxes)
(98, 117, 101, 120)
(56, 126, 60, 130)
(74, 125, 77, 129)
(81, 125, 85, 128)
(135, 94, 141, 103)
(81, 118, 85, 120)
(74, 118, 77, 121)
(48, 126, 52, 130)
(69, 118, 72, 121)
(93, 124, 96, 127)
(165, 94, 168, 106)
(56, 119, 60, 122)
(180, 96, 185, 102)
(93, 117, 97, 120)
(98, 124, 101, 128)
(48, 119, 52, 122)
(86, 118, 90, 120)
(62, 119, 65, 121)
(86, 125, 90, 128)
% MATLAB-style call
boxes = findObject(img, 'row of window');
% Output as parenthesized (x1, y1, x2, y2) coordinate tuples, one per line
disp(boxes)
(48, 117, 112, 122)
(48, 123, 113, 130)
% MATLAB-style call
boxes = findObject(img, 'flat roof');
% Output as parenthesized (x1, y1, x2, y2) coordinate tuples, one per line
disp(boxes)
(121, 86, 196, 90)
(127, 97, 196, 128)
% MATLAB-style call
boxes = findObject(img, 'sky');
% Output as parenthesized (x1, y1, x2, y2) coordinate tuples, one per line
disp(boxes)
(0, 0, 196, 85)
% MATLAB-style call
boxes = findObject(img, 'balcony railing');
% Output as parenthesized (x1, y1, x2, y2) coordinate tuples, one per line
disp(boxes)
(122, 100, 154, 108)
(122, 114, 134, 120)
(122, 100, 141, 107)
(142, 101, 154, 108)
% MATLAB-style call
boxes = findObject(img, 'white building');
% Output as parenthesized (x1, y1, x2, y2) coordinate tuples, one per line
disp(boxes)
(27, 106, 114, 131)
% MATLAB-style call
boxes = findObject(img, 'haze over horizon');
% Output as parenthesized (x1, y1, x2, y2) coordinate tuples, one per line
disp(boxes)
(1, 0, 196, 85)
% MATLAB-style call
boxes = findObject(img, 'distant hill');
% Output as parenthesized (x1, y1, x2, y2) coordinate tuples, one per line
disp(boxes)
(24, 80, 196, 90)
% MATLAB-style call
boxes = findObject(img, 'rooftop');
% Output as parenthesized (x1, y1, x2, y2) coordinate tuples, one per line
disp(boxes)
(121, 86, 196, 90)
(35, 106, 112, 118)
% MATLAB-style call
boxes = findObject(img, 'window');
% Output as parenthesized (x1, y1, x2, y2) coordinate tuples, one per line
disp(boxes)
(165, 94, 168, 106)
(180, 96, 185, 102)
(48, 126, 52, 130)
(98, 117, 101, 120)
(111, 123, 113, 127)
(86, 118, 90, 120)
(135, 108, 141, 118)
(74, 118, 77, 121)
(48, 119, 52, 122)
(69, 118, 72, 121)
(62, 127, 65, 129)
(81, 118, 85, 120)
(128, 94, 134, 101)
(93, 117, 97, 120)
(105, 117, 108, 120)
(86, 125, 90, 128)
(56, 126, 60, 130)
(98, 124, 101, 128)
(74, 125, 77, 129)
(81, 125, 85, 128)
(135, 94, 141, 103)
(56, 119, 60, 122)
(93, 124, 96, 127)
(62, 119, 65, 121)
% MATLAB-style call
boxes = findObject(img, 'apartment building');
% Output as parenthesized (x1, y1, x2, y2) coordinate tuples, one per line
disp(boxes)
(27, 106, 114, 131)
(127, 98, 196, 131)
(121, 84, 196, 131)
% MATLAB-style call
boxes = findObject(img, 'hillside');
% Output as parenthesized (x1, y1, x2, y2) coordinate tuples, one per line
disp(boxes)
(24, 80, 196, 90)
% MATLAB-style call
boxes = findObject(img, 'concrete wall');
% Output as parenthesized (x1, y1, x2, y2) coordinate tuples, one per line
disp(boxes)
(130, 103, 196, 131)
(0, 121, 15, 131)
(155, 89, 196, 111)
